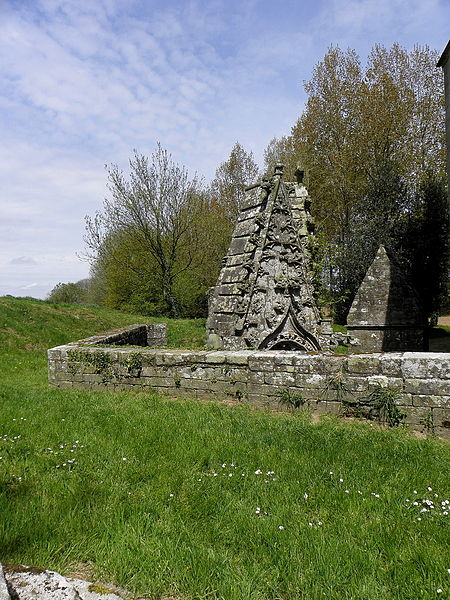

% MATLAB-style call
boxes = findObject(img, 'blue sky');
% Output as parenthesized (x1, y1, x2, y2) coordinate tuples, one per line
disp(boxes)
(0, 0, 449, 299)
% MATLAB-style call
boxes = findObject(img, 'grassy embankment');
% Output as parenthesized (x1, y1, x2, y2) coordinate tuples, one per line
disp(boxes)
(0, 296, 449, 600)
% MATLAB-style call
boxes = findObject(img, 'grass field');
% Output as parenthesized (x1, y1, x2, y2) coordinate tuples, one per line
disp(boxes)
(0, 296, 449, 599)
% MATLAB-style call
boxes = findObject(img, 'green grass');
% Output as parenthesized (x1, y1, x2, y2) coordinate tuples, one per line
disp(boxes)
(0, 297, 449, 599)
(0, 295, 206, 351)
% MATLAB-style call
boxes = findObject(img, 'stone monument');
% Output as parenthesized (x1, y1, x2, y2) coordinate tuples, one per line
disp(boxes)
(347, 245, 427, 351)
(206, 165, 332, 351)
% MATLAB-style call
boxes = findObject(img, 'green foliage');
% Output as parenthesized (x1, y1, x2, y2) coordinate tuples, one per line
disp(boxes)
(85, 145, 205, 318)
(368, 385, 406, 427)
(0, 296, 205, 351)
(120, 352, 143, 377)
(265, 44, 446, 323)
(85, 142, 260, 320)
(210, 141, 260, 224)
(47, 281, 88, 305)
(420, 410, 436, 437)
(276, 389, 306, 410)
(67, 349, 117, 383)
(0, 298, 449, 599)
(400, 173, 450, 323)
(324, 369, 352, 405)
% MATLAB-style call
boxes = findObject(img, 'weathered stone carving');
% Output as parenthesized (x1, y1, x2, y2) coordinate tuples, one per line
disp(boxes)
(347, 246, 428, 351)
(206, 165, 332, 350)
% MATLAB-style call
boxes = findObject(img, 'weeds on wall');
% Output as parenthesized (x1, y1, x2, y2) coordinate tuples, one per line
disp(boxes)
(67, 349, 144, 384)
(323, 368, 353, 413)
(368, 385, 406, 427)
(420, 410, 436, 437)
(276, 389, 306, 410)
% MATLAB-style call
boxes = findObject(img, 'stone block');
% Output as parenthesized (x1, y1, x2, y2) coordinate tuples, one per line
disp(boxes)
(205, 352, 227, 364)
(379, 354, 404, 377)
(405, 379, 450, 396)
(396, 393, 413, 406)
(264, 371, 296, 385)
(367, 375, 404, 390)
(402, 353, 450, 380)
(225, 238, 249, 258)
(238, 204, 264, 222)
(248, 370, 265, 384)
(400, 406, 430, 425)
(246, 393, 274, 406)
(313, 400, 329, 414)
(179, 378, 213, 391)
(291, 356, 315, 374)
(220, 366, 248, 383)
(345, 377, 370, 393)
(248, 355, 277, 372)
(146, 323, 167, 347)
(141, 366, 158, 377)
(141, 376, 176, 388)
(412, 395, 450, 408)
(55, 381, 73, 389)
(273, 354, 296, 367)
(224, 351, 253, 365)
(296, 373, 325, 389)
(434, 427, 450, 439)
(347, 355, 381, 374)
(247, 383, 280, 396)
(432, 408, 450, 428)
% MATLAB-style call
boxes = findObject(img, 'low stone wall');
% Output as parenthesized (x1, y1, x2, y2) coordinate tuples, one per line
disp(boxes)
(69, 323, 167, 347)
(48, 333, 450, 437)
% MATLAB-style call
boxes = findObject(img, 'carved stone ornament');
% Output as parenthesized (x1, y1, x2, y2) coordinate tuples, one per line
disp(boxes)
(206, 165, 332, 351)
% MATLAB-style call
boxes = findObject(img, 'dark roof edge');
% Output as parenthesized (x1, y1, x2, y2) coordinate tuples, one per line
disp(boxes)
(437, 39, 450, 67)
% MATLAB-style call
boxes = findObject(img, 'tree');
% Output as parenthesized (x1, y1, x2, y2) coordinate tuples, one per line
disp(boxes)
(264, 44, 446, 321)
(47, 280, 88, 304)
(84, 144, 204, 318)
(210, 142, 260, 226)
(402, 173, 450, 324)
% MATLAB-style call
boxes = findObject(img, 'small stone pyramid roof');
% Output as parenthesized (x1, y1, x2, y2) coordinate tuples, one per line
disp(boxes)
(347, 245, 424, 327)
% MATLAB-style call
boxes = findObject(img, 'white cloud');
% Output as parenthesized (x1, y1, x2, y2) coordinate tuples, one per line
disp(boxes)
(10, 256, 37, 265)
(0, 0, 447, 298)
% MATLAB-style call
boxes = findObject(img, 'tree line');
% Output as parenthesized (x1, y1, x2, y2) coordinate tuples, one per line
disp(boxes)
(48, 43, 449, 324)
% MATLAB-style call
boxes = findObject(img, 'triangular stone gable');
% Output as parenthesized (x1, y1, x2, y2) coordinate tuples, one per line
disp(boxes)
(347, 245, 426, 351)
(207, 166, 331, 350)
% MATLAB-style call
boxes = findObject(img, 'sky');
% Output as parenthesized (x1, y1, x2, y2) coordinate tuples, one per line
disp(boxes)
(0, 0, 449, 299)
